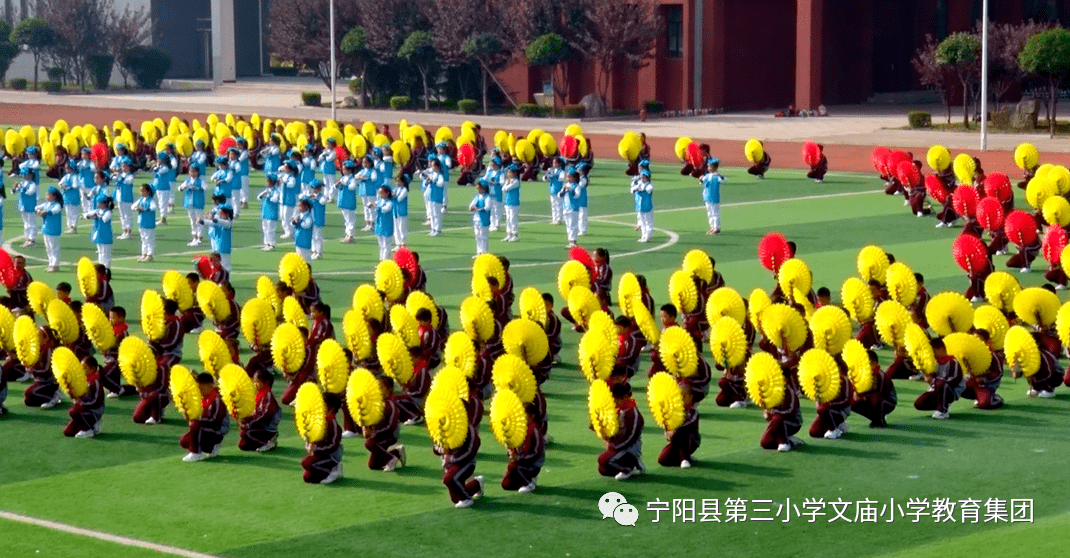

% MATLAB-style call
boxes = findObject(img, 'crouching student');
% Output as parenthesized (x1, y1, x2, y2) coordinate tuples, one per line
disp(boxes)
(180, 373, 230, 462)
(238, 370, 281, 452)
(63, 356, 105, 438)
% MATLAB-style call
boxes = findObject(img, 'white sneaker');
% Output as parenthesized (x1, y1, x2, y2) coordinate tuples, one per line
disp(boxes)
(916, 212, 924, 217)
(321, 463, 343, 484)
(823, 429, 842, 439)
(208, 444, 220, 458)
(489, 226, 499, 232)
(903, 199, 910, 206)
(362, 225, 372, 231)
(474, 475, 484, 499)
(729, 400, 748, 409)
(256, 436, 278, 453)
(390, 444, 407, 467)
(935, 222, 945, 228)
(40, 393, 62, 409)
(1020, 268, 1030, 274)
(280, 233, 291, 239)
(1039, 390, 1056, 398)
(776, 443, 792, 452)
(261, 245, 273, 251)
(1057, 284, 1066, 291)
(187, 240, 198, 247)
(1027, 389, 1039, 397)
(93, 418, 102, 434)
(429, 231, 441, 237)
(342, 430, 359, 439)
(970, 297, 983, 303)
(106, 391, 120, 399)
(680, 460, 691, 469)
(454, 499, 474, 509)
(614, 469, 635, 481)
(931, 411, 950, 420)
(383, 457, 399, 472)
(182, 452, 205, 462)
(74, 429, 95, 438)
(144, 417, 159, 425)
(518, 480, 537, 493)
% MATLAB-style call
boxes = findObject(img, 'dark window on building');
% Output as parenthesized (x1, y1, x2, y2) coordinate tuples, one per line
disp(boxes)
(666, 5, 683, 58)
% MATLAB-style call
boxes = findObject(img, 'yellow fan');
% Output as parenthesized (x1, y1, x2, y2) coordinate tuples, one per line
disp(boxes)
(798, 349, 841, 403)
(759, 304, 807, 351)
(390, 305, 420, 348)
(674, 136, 692, 161)
(27, 281, 55, 318)
(1062, 246, 1070, 283)
(374, 260, 405, 302)
(925, 292, 974, 337)
(46, 299, 79, 346)
(283, 296, 308, 329)
(492, 354, 537, 404)
(352, 284, 385, 324)
(885, 262, 917, 307)
(0, 305, 15, 352)
(294, 382, 328, 443)
(857, 245, 889, 285)
(218, 363, 255, 420)
(745, 352, 786, 409)
(565, 123, 584, 137)
(709, 316, 747, 368)
(777, 258, 813, 299)
(983, 272, 1020, 312)
(196, 281, 231, 323)
(557, 260, 590, 300)
(744, 138, 764, 164)
(406, 290, 440, 329)
(841, 339, 873, 393)
(634, 302, 660, 345)
(346, 368, 385, 427)
(1013, 287, 1060, 328)
(953, 153, 976, 185)
(77, 257, 97, 298)
(1050, 166, 1070, 195)
(668, 270, 698, 314)
(617, 272, 641, 318)
(52, 347, 87, 399)
(592, 310, 620, 345)
(706, 287, 746, 326)
(140, 290, 166, 342)
(278, 252, 311, 293)
(198, 330, 233, 377)
(809, 305, 851, 355)
(1004, 325, 1040, 377)
(117, 336, 156, 388)
(425, 385, 470, 450)
(170, 365, 203, 421)
(256, 275, 282, 318)
(1014, 143, 1039, 170)
(378, 332, 413, 385)
(659, 326, 699, 377)
(502, 318, 549, 367)
(1026, 177, 1057, 210)
(518, 287, 547, 327)
(13, 315, 40, 367)
(317, 339, 350, 395)
(647, 372, 686, 431)
(271, 323, 306, 374)
(471, 273, 493, 303)
(444, 332, 477, 378)
(974, 305, 1009, 351)
(904, 324, 936, 376)
(588, 379, 619, 440)
(567, 287, 601, 331)
(491, 388, 529, 450)
(460, 296, 495, 342)
(240, 297, 276, 347)
(1043, 196, 1070, 228)
(748, 288, 772, 329)
(943, 332, 992, 377)
(473, 253, 506, 286)
(875, 300, 911, 347)
(429, 365, 469, 403)
(841, 277, 874, 323)
(162, 270, 194, 311)
(342, 309, 373, 361)
(926, 145, 951, 172)
(682, 250, 714, 284)
(578, 329, 615, 382)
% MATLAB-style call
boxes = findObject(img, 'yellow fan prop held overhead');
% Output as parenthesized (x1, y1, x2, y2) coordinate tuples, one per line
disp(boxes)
(240, 297, 276, 347)
(353, 284, 386, 323)
(841, 278, 874, 324)
(460, 296, 495, 343)
(983, 272, 1020, 312)
(196, 281, 231, 323)
(668, 270, 698, 314)
(682, 249, 714, 284)
(709, 316, 748, 369)
(346, 368, 385, 427)
(406, 290, 440, 329)
(492, 354, 537, 404)
(1013, 287, 1060, 329)
(974, 305, 1009, 351)
(745, 352, 786, 409)
(808, 306, 851, 355)
(390, 305, 420, 348)
(163, 270, 195, 311)
(375, 260, 405, 303)
(198, 330, 233, 377)
(558, 260, 589, 300)
(378, 332, 413, 385)
(706, 287, 746, 326)
(925, 292, 974, 337)
(502, 318, 549, 368)
(588, 379, 619, 440)
(578, 329, 615, 382)
(659, 326, 699, 377)
(47, 299, 79, 346)
(118, 336, 157, 388)
(875, 301, 911, 348)
(518, 287, 547, 327)
(271, 323, 306, 375)
(759, 304, 807, 352)
(647, 372, 686, 431)
(279, 252, 311, 293)
(885, 262, 917, 306)
(317, 339, 351, 395)
(491, 388, 529, 450)
(943, 333, 992, 376)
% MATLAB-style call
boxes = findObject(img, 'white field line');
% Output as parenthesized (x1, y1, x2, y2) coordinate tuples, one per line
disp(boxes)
(0, 509, 219, 558)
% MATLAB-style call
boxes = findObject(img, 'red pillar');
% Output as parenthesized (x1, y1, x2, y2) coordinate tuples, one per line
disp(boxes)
(794, 0, 823, 110)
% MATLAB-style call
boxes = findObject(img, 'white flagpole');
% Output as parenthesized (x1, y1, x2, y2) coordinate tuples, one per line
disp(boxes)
(980, 0, 988, 151)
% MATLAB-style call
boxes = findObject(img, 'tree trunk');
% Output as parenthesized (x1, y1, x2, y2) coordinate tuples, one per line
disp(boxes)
(962, 78, 969, 129)
(420, 69, 429, 110)
(480, 60, 517, 108)
(32, 53, 38, 90)
(550, 70, 556, 117)
(1051, 77, 1058, 138)
(481, 67, 488, 116)
(358, 65, 367, 108)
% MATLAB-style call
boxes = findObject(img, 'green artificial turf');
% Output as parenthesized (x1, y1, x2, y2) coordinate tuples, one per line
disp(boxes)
(0, 157, 1066, 558)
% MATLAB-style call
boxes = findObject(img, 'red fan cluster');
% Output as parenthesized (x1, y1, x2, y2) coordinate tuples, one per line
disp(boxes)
(976, 197, 1005, 233)
(802, 141, 821, 167)
(394, 247, 419, 283)
(0, 249, 15, 289)
(1043, 226, 1067, 265)
(758, 233, 792, 272)
(569, 246, 596, 278)
(951, 185, 979, 218)
(217, 137, 236, 156)
(685, 143, 704, 168)
(984, 172, 1012, 202)
(1004, 210, 1038, 247)
(952, 234, 987, 275)
(871, 147, 891, 176)
(195, 255, 214, 279)
(335, 146, 348, 164)
(560, 136, 579, 159)
(896, 160, 922, 188)
(91, 142, 109, 169)
(457, 144, 476, 168)
(925, 175, 949, 204)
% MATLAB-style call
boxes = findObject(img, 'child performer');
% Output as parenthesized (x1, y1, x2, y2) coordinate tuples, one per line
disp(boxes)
(561, 172, 582, 248)
(337, 160, 358, 243)
(134, 185, 157, 262)
(151, 152, 171, 225)
(59, 159, 81, 233)
(598, 383, 645, 480)
(238, 369, 281, 452)
(36, 186, 63, 272)
(501, 165, 521, 242)
(469, 182, 491, 257)
(279, 160, 299, 238)
(656, 380, 699, 468)
(422, 159, 446, 237)
(913, 338, 965, 420)
(576, 164, 590, 236)
(318, 137, 338, 200)
(760, 369, 803, 452)
(77, 147, 97, 215)
(101, 306, 131, 397)
(180, 373, 230, 462)
(63, 357, 105, 438)
(699, 159, 725, 235)
(544, 157, 565, 225)
(190, 139, 209, 177)
(747, 142, 771, 179)
(85, 196, 114, 268)
(631, 170, 654, 243)
(310, 180, 328, 260)
(292, 198, 314, 262)
(302, 398, 343, 484)
(436, 422, 483, 508)
(114, 161, 136, 239)
(178, 164, 206, 246)
(205, 206, 234, 272)
(363, 376, 405, 471)
(358, 155, 380, 231)
(371, 186, 395, 261)
(806, 144, 828, 182)
(501, 409, 545, 492)
(481, 157, 503, 231)
(14, 167, 38, 247)
(257, 173, 280, 251)
(392, 173, 410, 250)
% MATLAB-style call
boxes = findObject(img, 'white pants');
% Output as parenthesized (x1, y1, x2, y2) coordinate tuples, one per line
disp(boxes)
(442, 186, 449, 209)
(156, 190, 172, 216)
(639, 211, 653, 241)
(280, 205, 295, 236)
(428, 201, 443, 233)
(65, 205, 78, 230)
(342, 209, 356, 238)
(43, 234, 60, 267)
(578, 207, 588, 235)
(296, 247, 311, 262)
(262, 219, 276, 247)
(21, 212, 36, 241)
(241, 176, 250, 205)
(219, 252, 232, 271)
(188, 208, 203, 239)
(550, 195, 562, 224)
(706, 202, 721, 230)
(505, 205, 519, 237)
(377, 235, 391, 260)
(636, 211, 642, 228)
(118, 202, 132, 231)
(490, 199, 501, 229)
(323, 175, 336, 201)
(96, 243, 112, 268)
(423, 190, 432, 222)
(362, 196, 375, 226)
(139, 227, 155, 256)
(473, 222, 488, 255)
(80, 192, 93, 215)
(564, 211, 578, 243)
(313, 226, 324, 254)
(394, 216, 407, 246)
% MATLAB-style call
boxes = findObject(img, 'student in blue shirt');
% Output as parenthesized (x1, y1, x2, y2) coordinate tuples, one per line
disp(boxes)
(59, 159, 82, 234)
(179, 164, 207, 246)
(36, 186, 63, 272)
(337, 160, 358, 243)
(319, 137, 338, 201)
(575, 162, 590, 236)
(134, 184, 157, 262)
(300, 145, 317, 196)
(469, 182, 491, 257)
(370, 186, 394, 261)
(699, 158, 726, 235)
(15, 167, 38, 247)
(309, 180, 328, 260)
(84, 196, 114, 268)
(280, 160, 300, 239)
(151, 151, 172, 225)
(543, 157, 565, 225)
(435, 143, 452, 208)
(422, 159, 446, 237)
(262, 134, 282, 175)
(630, 170, 654, 243)
(211, 156, 233, 208)
(206, 205, 234, 271)
(560, 171, 582, 248)
(113, 161, 136, 239)
(291, 197, 314, 262)
(502, 165, 521, 242)
(357, 155, 380, 231)
(77, 147, 97, 216)
(236, 137, 251, 210)
(227, 147, 243, 217)
(190, 140, 209, 177)
(378, 145, 395, 186)
(257, 173, 281, 251)
(392, 173, 409, 250)
(480, 157, 503, 231)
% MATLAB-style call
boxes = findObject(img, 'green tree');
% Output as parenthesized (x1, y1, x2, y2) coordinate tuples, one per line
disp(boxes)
(1019, 27, 1070, 138)
(0, 19, 17, 86)
(525, 33, 570, 115)
(398, 30, 436, 110)
(10, 17, 56, 90)
(463, 33, 511, 115)
(935, 31, 980, 128)
(341, 26, 370, 107)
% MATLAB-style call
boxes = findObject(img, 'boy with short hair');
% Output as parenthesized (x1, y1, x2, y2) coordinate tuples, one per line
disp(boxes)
(238, 369, 281, 452)
(63, 356, 105, 438)
(913, 339, 965, 419)
(597, 382, 644, 480)
(180, 372, 231, 462)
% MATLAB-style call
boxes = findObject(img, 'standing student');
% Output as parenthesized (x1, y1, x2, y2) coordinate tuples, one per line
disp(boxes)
(77, 147, 97, 216)
(36, 186, 63, 272)
(226, 147, 242, 217)
(392, 173, 409, 249)
(84, 196, 114, 268)
(597, 383, 645, 480)
(631, 170, 654, 243)
(469, 182, 491, 257)
(180, 373, 231, 462)
(205, 206, 234, 272)
(435, 143, 453, 209)
(151, 152, 172, 225)
(63, 357, 105, 438)
(481, 157, 503, 231)
(262, 135, 281, 175)
(292, 198, 314, 262)
(318, 137, 338, 200)
(501, 165, 521, 242)
(279, 160, 299, 238)
(371, 186, 394, 261)
(576, 164, 590, 236)
(134, 184, 157, 262)
(309, 180, 328, 260)
(163, 144, 180, 215)
(178, 165, 206, 246)
(357, 156, 380, 232)
(560, 171, 582, 248)
(238, 369, 281, 452)
(377, 146, 395, 190)
(190, 140, 209, 177)
(337, 160, 358, 243)
(59, 160, 81, 233)
(236, 137, 251, 209)
(114, 161, 135, 240)
(699, 159, 725, 235)
(211, 156, 233, 209)
(257, 173, 281, 251)
(299, 145, 317, 197)
(422, 159, 446, 237)
(543, 157, 565, 225)
(14, 167, 38, 248)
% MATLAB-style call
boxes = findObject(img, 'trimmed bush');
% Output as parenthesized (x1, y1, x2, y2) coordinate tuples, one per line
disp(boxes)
(88, 54, 113, 90)
(122, 45, 172, 89)
(561, 104, 585, 118)
(515, 103, 545, 117)
(270, 65, 298, 77)
(8, 78, 27, 90)
(907, 110, 932, 128)
(348, 77, 361, 96)
(390, 95, 411, 110)
(457, 98, 479, 114)
(643, 100, 664, 113)
(46, 67, 64, 81)
(41, 80, 61, 92)
(301, 91, 321, 106)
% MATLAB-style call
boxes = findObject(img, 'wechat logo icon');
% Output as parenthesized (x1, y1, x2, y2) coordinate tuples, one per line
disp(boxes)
(599, 492, 639, 526)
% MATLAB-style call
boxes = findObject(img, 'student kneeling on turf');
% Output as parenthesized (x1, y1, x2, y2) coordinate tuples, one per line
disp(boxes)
(237, 370, 281, 452)
(180, 373, 230, 462)
(63, 356, 105, 438)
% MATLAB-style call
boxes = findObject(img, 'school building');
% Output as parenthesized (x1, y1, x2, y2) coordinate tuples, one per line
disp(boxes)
(497, 0, 1070, 112)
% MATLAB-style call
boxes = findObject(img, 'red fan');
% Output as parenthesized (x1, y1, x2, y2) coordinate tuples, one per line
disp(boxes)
(91, 142, 109, 169)
(952, 234, 988, 275)
(871, 146, 890, 175)
(394, 247, 419, 282)
(569, 246, 596, 278)
(952, 185, 979, 218)
(217, 137, 236, 156)
(560, 136, 579, 159)
(976, 197, 1005, 233)
(457, 143, 475, 168)
(758, 233, 792, 272)
(1043, 226, 1068, 265)
(984, 172, 1012, 202)
(1004, 210, 1038, 247)
(195, 255, 214, 279)
(925, 175, 949, 204)
(896, 160, 922, 188)
(888, 150, 911, 172)
(802, 141, 821, 167)
(685, 142, 704, 169)
(0, 249, 15, 289)
(335, 145, 348, 165)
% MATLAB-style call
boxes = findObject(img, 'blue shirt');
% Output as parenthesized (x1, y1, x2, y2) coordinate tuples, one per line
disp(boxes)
(238, 149, 250, 177)
(260, 185, 280, 221)
(182, 177, 206, 210)
(503, 178, 520, 207)
(38, 200, 62, 236)
(311, 194, 327, 227)
(229, 160, 242, 192)
(424, 172, 445, 204)
(701, 172, 725, 204)
(90, 209, 113, 245)
(77, 159, 96, 189)
(481, 168, 503, 202)
(337, 175, 357, 211)
(392, 186, 409, 218)
(437, 154, 452, 183)
(263, 145, 281, 175)
(470, 193, 490, 227)
(16, 179, 37, 212)
(212, 169, 232, 203)
(562, 182, 581, 212)
(134, 196, 156, 229)
(208, 216, 232, 254)
(300, 157, 316, 185)
(165, 155, 179, 185)
(357, 167, 379, 197)
(544, 168, 564, 196)
(190, 150, 208, 176)
(153, 162, 171, 192)
(281, 173, 299, 207)
(60, 173, 81, 206)
(115, 173, 135, 203)
(319, 149, 336, 176)
(576, 176, 588, 208)
(377, 158, 394, 184)
(293, 210, 313, 249)
(375, 198, 394, 237)
(633, 180, 653, 213)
